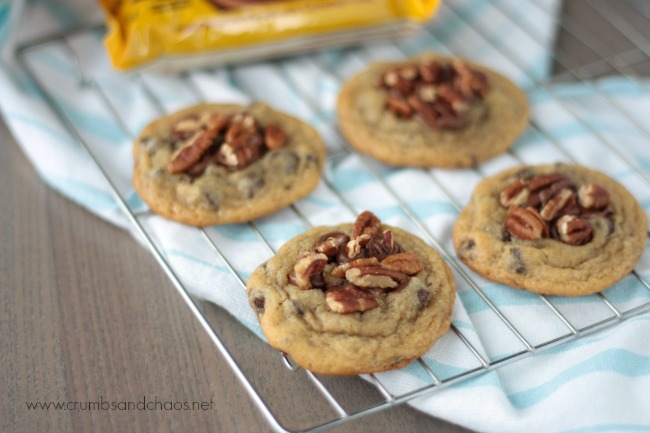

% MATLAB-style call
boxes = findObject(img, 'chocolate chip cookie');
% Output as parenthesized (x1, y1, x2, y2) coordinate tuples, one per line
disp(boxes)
(453, 163, 648, 296)
(337, 53, 529, 168)
(133, 103, 326, 226)
(246, 211, 456, 375)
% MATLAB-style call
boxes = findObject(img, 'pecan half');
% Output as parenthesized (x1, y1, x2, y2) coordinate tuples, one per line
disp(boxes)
(264, 123, 286, 150)
(314, 232, 349, 257)
(289, 252, 328, 290)
(500, 179, 530, 207)
(331, 257, 380, 278)
(168, 119, 226, 174)
(380, 252, 423, 275)
(526, 173, 570, 193)
(578, 183, 609, 210)
(347, 211, 382, 258)
(504, 206, 549, 240)
(557, 215, 593, 245)
(350, 211, 382, 239)
(345, 267, 409, 291)
(325, 283, 378, 314)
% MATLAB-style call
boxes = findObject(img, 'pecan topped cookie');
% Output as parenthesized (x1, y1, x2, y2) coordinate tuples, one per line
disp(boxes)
(132, 103, 326, 226)
(453, 164, 648, 296)
(246, 211, 456, 375)
(337, 53, 528, 168)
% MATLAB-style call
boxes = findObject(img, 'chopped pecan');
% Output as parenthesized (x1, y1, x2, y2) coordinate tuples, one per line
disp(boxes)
(366, 229, 402, 261)
(419, 60, 440, 84)
(322, 263, 346, 287)
(504, 206, 549, 240)
(437, 84, 468, 112)
(399, 65, 419, 81)
(378, 59, 487, 130)
(325, 283, 378, 314)
(264, 123, 286, 150)
(430, 99, 463, 128)
(538, 178, 577, 206)
(540, 188, 577, 221)
(578, 184, 609, 210)
(230, 112, 257, 130)
(500, 179, 530, 207)
(387, 95, 413, 117)
(217, 141, 263, 170)
(383, 70, 399, 87)
(380, 252, 422, 275)
(314, 232, 349, 257)
(345, 267, 409, 291)
(557, 215, 593, 245)
(288, 252, 328, 290)
(331, 257, 380, 278)
(417, 84, 438, 103)
(381, 68, 414, 94)
(407, 94, 442, 129)
(170, 117, 201, 141)
(500, 170, 612, 247)
(453, 60, 488, 98)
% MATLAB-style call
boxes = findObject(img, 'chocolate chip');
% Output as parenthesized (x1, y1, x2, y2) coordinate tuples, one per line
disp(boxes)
(141, 136, 166, 155)
(239, 172, 266, 199)
(501, 231, 511, 242)
(202, 191, 219, 209)
(283, 153, 300, 175)
(460, 239, 475, 253)
(292, 300, 304, 316)
(252, 296, 265, 314)
(337, 241, 367, 264)
(248, 178, 265, 199)
(305, 154, 318, 165)
(605, 217, 614, 235)
(514, 168, 535, 180)
(417, 288, 431, 308)
(310, 272, 326, 289)
(510, 247, 526, 274)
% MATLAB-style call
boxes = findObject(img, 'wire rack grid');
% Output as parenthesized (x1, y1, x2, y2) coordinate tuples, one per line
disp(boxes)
(13, 1, 650, 431)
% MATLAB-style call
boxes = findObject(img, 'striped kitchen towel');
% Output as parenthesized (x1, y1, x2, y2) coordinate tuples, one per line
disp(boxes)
(1, 1, 649, 432)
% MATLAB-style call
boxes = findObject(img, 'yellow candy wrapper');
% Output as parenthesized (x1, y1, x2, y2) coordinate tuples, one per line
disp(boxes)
(99, 0, 440, 72)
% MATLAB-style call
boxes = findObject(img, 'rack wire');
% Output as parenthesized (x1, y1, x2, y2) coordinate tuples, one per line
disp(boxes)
(14, 1, 650, 431)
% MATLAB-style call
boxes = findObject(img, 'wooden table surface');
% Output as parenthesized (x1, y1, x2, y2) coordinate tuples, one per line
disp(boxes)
(2, 1, 648, 432)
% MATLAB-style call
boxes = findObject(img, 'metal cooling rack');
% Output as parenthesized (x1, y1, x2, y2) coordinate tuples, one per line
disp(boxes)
(14, 1, 650, 431)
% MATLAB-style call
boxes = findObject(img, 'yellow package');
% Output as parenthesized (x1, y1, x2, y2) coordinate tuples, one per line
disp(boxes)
(100, 0, 440, 72)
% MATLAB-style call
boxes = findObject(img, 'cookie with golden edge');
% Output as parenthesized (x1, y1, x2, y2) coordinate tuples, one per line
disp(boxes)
(133, 103, 326, 226)
(246, 211, 456, 375)
(337, 53, 529, 168)
(453, 163, 647, 296)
